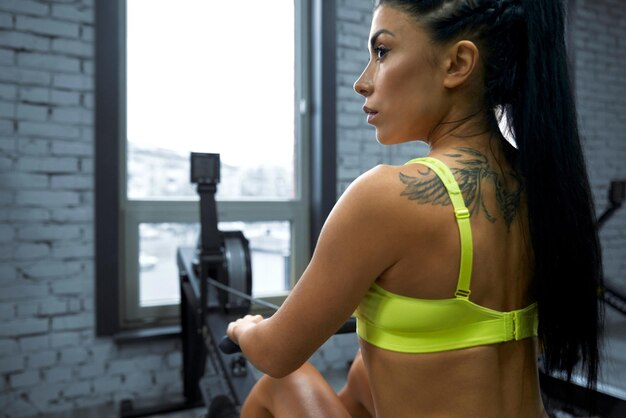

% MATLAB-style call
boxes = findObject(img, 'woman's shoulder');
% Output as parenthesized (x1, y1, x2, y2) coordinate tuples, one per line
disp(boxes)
(337, 163, 442, 225)
(348, 161, 439, 193)
(342, 164, 419, 202)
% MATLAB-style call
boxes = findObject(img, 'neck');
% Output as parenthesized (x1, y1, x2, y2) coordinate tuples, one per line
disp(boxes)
(427, 106, 499, 150)
(425, 109, 517, 169)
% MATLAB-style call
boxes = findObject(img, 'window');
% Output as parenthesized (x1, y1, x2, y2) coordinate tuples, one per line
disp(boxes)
(96, 0, 312, 331)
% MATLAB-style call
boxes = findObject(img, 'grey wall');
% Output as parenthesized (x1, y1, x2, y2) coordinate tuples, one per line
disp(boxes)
(0, 1, 188, 416)
(573, 0, 626, 282)
(335, 0, 429, 198)
(0, 0, 624, 416)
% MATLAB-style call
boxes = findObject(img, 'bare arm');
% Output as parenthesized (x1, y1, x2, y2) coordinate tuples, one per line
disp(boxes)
(228, 165, 406, 377)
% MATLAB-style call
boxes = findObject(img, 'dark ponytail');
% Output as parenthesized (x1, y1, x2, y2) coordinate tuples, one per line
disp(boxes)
(514, 0, 603, 390)
(376, 0, 603, 391)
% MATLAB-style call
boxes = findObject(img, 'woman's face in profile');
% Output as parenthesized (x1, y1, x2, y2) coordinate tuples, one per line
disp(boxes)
(354, 6, 448, 145)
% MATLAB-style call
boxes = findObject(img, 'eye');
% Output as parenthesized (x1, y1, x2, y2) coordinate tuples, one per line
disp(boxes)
(374, 46, 390, 61)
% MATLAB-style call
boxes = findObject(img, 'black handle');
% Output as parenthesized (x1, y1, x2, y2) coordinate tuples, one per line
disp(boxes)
(219, 336, 241, 354)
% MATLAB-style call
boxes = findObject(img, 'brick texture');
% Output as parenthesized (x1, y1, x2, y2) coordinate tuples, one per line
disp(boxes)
(0, 0, 186, 415)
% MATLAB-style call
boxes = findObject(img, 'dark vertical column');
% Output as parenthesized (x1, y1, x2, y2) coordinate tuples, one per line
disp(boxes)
(95, 0, 122, 335)
(310, 0, 337, 251)
(180, 271, 203, 403)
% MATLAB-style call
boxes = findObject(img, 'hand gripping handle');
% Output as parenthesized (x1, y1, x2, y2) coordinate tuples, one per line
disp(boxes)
(218, 318, 356, 355)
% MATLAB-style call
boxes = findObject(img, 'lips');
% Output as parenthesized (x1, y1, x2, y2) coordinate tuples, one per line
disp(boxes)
(363, 105, 379, 123)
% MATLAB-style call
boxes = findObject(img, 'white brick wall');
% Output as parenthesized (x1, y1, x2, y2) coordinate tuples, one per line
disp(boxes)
(0, 1, 184, 416)
(0, 0, 623, 416)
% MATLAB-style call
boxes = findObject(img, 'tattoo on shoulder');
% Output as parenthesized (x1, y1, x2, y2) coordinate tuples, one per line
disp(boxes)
(398, 147, 524, 228)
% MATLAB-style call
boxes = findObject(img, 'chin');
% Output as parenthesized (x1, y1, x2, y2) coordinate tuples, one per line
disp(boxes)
(375, 134, 394, 146)
(375, 129, 421, 146)
(374, 128, 397, 145)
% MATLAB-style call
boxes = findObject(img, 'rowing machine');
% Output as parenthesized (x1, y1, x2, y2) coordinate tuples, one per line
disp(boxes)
(190, 152, 252, 315)
(180, 152, 355, 417)
(175, 152, 258, 417)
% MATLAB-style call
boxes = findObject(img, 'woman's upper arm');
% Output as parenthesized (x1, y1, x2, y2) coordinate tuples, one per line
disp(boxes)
(239, 165, 408, 376)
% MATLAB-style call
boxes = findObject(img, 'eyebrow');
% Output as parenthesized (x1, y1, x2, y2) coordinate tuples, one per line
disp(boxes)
(369, 29, 395, 49)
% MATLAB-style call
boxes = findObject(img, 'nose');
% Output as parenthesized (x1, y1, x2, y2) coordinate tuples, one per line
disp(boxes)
(354, 67, 372, 97)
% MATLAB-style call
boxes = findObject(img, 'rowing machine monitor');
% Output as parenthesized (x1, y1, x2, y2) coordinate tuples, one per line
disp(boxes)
(191, 152, 221, 185)
(190, 152, 252, 314)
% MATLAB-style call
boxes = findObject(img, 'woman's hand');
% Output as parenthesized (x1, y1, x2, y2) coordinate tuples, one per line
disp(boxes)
(227, 314, 264, 346)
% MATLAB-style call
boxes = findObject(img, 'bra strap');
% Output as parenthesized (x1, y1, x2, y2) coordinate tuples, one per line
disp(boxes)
(404, 157, 474, 299)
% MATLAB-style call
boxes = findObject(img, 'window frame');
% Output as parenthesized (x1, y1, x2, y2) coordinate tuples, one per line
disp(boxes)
(95, 0, 330, 335)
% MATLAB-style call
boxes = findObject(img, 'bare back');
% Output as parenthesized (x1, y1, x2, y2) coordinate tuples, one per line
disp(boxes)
(358, 145, 546, 417)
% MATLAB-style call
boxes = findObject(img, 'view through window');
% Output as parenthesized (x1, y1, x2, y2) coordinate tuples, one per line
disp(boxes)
(126, 0, 298, 309)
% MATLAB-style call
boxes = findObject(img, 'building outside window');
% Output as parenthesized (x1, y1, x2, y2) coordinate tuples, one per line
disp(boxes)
(121, 0, 310, 325)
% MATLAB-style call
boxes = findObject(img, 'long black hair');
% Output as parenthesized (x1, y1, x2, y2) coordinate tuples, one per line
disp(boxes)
(375, 0, 603, 392)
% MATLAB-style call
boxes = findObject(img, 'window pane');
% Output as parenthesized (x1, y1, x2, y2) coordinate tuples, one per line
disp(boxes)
(139, 221, 291, 307)
(126, 0, 296, 200)
(139, 223, 198, 307)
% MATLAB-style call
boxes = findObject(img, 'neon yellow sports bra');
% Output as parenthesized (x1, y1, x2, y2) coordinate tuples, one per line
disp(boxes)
(355, 157, 538, 353)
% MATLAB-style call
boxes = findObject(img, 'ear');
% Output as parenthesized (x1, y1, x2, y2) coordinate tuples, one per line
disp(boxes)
(442, 40, 479, 89)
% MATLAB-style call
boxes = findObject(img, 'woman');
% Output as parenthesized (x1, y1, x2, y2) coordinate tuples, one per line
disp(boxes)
(226, 0, 603, 416)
